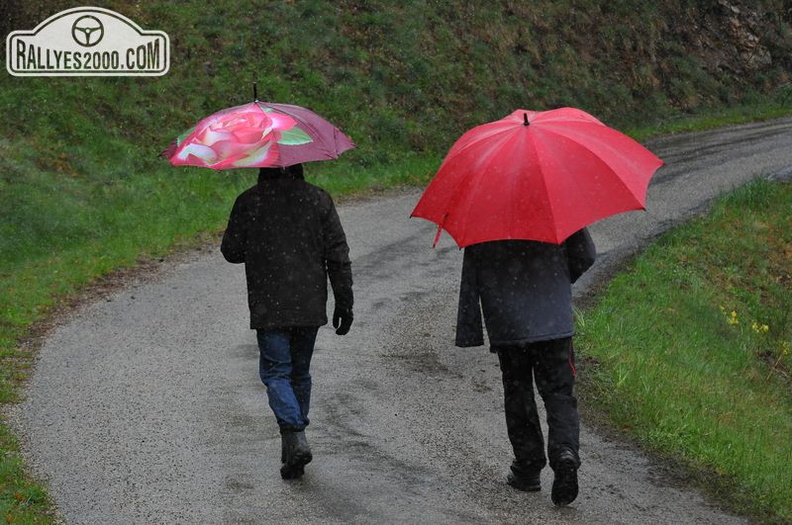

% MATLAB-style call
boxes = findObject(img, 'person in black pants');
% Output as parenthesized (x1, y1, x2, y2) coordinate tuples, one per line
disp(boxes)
(455, 229, 595, 506)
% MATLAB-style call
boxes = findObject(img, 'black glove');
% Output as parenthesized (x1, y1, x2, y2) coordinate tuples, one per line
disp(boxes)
(332, 306, 353, 335)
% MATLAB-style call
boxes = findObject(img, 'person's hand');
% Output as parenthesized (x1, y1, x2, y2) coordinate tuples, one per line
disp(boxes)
(333, 306, 353, 335)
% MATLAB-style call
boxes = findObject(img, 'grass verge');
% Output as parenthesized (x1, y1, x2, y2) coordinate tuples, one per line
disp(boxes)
(577, 178, 792, 524)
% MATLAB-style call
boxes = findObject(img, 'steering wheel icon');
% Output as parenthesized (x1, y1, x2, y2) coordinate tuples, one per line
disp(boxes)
(72, 15, 104, 47)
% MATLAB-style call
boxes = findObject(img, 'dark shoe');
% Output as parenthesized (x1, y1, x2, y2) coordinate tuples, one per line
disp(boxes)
(551, 451, 579, 506)
(507, 470, 541, 492)
(280, 463, 305, 480)
(506, 459, 541, 491)
(291, 431, 312, 466)
(280, 431, 312, 480)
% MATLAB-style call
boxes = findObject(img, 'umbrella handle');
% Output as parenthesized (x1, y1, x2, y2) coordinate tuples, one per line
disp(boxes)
(432, 224, 443, 248)
(431, 213, 450, 248)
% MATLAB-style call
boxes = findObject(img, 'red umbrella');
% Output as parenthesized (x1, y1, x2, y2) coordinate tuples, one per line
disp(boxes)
(411, 107, 664, 247)
(162, 101, 355, 170)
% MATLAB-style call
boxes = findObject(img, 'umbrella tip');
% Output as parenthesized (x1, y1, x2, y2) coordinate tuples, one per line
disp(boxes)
(523, 113, 529, 126)
(253, 82, 258, 102)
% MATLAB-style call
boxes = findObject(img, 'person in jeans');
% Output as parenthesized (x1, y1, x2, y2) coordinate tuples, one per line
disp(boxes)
(221, 164, 353, 479)
(455, 229, 595, 506)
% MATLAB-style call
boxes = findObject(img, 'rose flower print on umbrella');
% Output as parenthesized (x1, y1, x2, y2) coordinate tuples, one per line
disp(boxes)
(163, 101, 355, 170)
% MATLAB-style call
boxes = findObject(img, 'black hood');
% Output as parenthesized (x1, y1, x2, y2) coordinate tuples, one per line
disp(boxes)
(258, 164, 304, 183)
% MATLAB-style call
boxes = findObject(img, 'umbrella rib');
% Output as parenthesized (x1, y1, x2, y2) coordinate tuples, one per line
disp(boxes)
(457, 131, 520, 245)
(523, 131, 559, 243)
(504, 131, 537, 242)
(536, 124, 656, 215)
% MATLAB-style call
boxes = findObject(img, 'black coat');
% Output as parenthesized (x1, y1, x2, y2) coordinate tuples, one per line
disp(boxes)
(221, 168, 353, 330)
(455, 229, 596, 348)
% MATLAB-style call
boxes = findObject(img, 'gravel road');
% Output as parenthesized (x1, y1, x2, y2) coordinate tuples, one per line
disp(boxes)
(12, 116, 792, 524)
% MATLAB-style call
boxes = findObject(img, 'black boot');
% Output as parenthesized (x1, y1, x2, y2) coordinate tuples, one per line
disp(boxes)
(551, 450, 579, 506)
(280, 430, 312, 480)
(507, 460, 541, 492)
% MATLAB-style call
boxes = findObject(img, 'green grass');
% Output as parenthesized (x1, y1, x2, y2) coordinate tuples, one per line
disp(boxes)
(625, 101, 792, 141)
(577, 179, 792, 524)
(0, 425, 52, 524)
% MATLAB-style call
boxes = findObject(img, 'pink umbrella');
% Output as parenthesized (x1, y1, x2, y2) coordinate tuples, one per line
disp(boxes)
(162, 101, 355, 170)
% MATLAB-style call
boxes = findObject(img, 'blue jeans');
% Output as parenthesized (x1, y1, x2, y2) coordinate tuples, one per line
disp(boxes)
(257, 327, 319, 432)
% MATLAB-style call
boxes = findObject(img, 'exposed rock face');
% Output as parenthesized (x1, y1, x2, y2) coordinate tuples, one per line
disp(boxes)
(691, 0, 775, 73)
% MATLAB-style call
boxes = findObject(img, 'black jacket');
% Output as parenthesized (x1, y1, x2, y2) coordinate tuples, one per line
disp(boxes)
(455, 229, 595, 348)
(221, 167, 353, 330)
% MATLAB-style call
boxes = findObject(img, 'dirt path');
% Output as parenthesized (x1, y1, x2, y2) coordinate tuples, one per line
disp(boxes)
(12, 117, 792, 524)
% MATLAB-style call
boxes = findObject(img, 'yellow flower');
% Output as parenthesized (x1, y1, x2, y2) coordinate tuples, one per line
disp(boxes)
(751, 322, 770, 334)
(727, 311, 739, 326)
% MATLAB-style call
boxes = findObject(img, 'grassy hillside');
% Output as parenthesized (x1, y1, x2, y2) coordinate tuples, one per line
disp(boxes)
(0, 0, 791, 521)
(3, 1, 792, 155)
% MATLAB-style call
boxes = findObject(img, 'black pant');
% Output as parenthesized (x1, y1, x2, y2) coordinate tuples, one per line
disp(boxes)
(496, 337, 579, 472)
